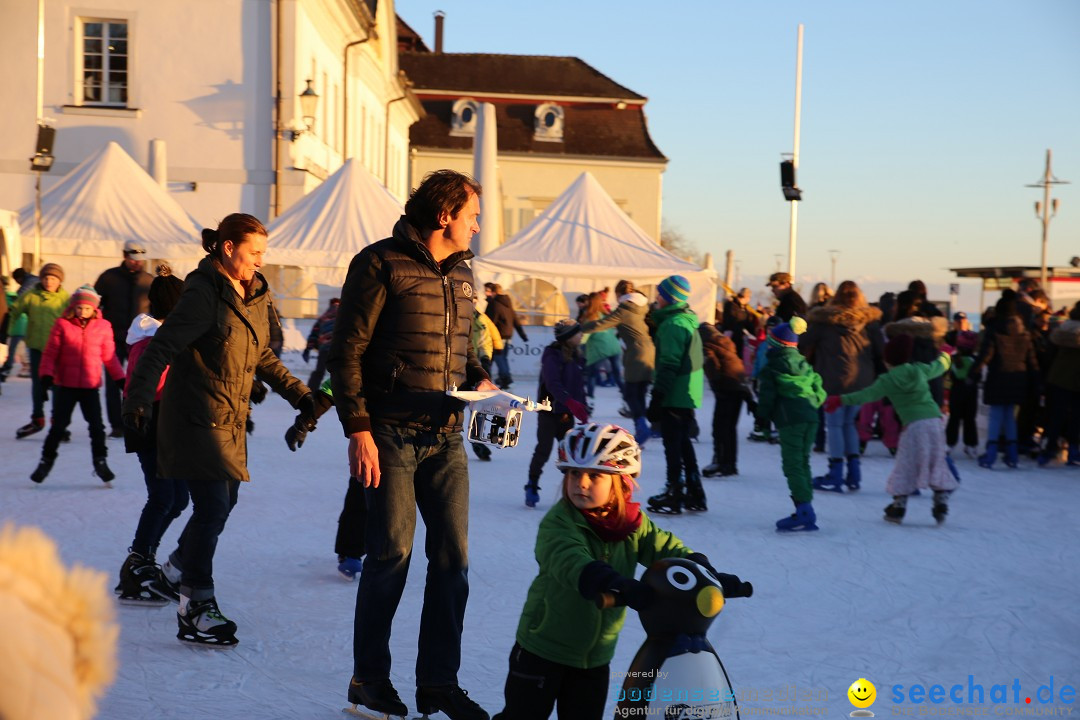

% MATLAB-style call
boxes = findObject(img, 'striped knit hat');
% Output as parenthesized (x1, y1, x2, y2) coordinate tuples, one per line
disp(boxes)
(768, 316, 807, 347)
(657, 275, 691, 304)
(69, 284, 101, 309)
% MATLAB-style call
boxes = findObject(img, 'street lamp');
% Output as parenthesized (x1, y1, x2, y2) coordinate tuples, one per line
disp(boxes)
(282, 79, 319, 141)
(828, 249, 840, 289)
(1026, 149, 1069, 288)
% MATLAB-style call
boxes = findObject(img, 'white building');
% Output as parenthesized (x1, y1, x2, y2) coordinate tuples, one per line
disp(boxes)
(0, 0, 420, 261)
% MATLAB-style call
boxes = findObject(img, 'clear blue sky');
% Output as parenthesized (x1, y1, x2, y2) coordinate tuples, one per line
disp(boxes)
(397, 1, 1080, 311)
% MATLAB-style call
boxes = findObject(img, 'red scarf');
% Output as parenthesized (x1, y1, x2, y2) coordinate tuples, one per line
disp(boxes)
(581, 480, 642, 542)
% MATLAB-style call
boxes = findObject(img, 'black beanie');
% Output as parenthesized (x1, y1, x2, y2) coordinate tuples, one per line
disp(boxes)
(148, 264, 184, 320)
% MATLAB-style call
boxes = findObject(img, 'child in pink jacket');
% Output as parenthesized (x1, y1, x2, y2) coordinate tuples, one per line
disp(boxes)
(31, 285, 125, 484)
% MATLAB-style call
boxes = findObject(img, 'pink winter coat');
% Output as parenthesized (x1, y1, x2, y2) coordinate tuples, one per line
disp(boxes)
(39, 310, 125, 389)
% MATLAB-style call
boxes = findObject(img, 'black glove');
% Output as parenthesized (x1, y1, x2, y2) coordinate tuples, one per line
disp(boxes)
(296, 393, 317, 431)
(250, 379, 268, 405)
(40, 375, 53, 392)
(646, 395, 664, 424)
(519, 331, 529, 343)
(123, 404, 152, 436)
(285, 419, 308, 451)
(689, 553, 753, 598)
(302, 348, 312, 364)
(578, 561, 653, 611)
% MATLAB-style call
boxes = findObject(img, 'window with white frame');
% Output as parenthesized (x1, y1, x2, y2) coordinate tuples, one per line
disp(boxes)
(534, 103, 564, 142)
(450, 98, 479, 137)
(79, 19, 129, 106)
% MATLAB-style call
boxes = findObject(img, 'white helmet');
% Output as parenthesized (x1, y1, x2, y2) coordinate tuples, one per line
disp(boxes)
(556, 423, 642, 478)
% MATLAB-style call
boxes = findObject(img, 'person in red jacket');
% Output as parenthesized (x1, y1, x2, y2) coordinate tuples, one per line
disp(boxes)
(30, 285, 125, 484)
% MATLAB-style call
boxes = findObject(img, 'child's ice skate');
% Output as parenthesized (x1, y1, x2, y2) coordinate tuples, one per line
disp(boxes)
(884, 495, 908, 524)
(344, 678, 408, 719)
(812, 458, 845, 493)
(524, 483, 540, 508)
(932, 490, 950, 525)
(647, 483, 684, 515)
(776, 498, 818, 532)
(30, 453, 56, 483)
(337, 556, 363, 580)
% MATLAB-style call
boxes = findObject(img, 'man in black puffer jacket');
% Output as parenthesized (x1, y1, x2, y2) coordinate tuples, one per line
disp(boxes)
(328, 170, 495, 720)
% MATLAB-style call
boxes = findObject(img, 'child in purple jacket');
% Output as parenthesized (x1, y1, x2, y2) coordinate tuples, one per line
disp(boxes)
(526, 319, 590, 508)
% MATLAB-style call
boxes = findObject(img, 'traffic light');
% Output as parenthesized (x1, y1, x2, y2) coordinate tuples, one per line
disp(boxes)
(780, 160, 801, 201)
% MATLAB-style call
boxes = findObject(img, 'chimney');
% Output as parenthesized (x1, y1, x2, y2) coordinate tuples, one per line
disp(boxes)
(434, 10, 445, 53)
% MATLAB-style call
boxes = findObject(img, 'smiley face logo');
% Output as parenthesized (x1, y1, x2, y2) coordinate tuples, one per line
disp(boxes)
(848, 678, 876, 716)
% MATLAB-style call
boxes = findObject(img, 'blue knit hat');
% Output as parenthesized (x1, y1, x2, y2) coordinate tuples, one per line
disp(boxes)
(768, 316, 807, 347)
(657, 275, 691, 304)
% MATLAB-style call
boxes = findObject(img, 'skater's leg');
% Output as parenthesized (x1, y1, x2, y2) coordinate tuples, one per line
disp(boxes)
(353, 424, 418, 682)
(676, 408, 700, 475)
(336, 476, 368, 559)
(178, 477, 239, 601)
(841, 404, 862, 457)
(103, 346, 126, 432)
(528, 411, 561, 488)
(716, 394, 742, 472)
(29, 348, 46, 419)
(307, 349, 328, 392)
(413, 431, 470, 687)
(659, 408, 684, 487)
(780, 422, 816, 504)
(42, 386, 78, 459)
(491, 644, 561, 720)
(857, 401, 877, 444)
(555, 662, 609, 720)
(881, 405, 900, 451)
(79, 389, 108, 458)
(132, 448, 187, 557)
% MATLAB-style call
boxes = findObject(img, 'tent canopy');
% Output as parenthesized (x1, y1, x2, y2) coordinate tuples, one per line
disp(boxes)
(471, 171, 717, 322)
(18, 142, 204, 260)
(266, 158, 403, 285)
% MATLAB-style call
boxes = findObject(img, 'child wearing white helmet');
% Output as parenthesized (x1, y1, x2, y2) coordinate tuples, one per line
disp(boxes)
(491, 422, 751, 720)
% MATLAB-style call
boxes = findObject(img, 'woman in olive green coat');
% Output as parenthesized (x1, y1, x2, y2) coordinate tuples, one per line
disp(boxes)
(123, 213, 314, 646)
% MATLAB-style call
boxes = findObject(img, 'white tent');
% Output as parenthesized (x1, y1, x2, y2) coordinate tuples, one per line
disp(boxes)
(471, 171, 718, 323)
(17, 142, 205, 285)
(0, 208, 22, 292)
(264, 158, 402, 316)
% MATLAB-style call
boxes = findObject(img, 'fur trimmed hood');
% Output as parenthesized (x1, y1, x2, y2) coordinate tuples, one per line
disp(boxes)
(0, 524, 117, 720)
(1050, 319, 1080, 349)
(885, 315, 948, 340)
(807, 304, 882, 329)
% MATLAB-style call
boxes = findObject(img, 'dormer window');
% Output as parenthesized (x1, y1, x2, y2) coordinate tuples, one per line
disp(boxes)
(450, 98, 479, 137)
(534, 103, 564, 142)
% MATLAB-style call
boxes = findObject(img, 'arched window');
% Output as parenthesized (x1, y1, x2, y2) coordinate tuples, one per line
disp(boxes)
(533, 103, 564, 142)
(451, 98, 479, 137)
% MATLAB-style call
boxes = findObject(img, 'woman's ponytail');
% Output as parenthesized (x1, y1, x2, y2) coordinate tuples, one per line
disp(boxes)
(201, 228, 221, 257)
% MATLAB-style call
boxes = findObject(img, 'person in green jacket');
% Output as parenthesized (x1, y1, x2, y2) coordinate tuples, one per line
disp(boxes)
(9, 263, 69, 438)
(825, 334, 960, 525)
(492, 422, 751, 720)
(644, 275, 706, 514)
(755, 317, 827, 532)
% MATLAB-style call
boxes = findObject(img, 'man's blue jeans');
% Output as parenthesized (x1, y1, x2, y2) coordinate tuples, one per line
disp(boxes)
(353, 424, 470, 687)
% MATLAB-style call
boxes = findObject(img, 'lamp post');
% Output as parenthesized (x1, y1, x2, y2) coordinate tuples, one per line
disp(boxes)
(828, 249, 840, 289)
(273, 79, 320, 217)
(1026, 149, 1069, 289)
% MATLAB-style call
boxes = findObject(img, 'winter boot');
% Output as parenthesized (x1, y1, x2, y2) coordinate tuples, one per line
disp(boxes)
(845, 454, 862, 491)
(1003, 441, 1019, 469)
(30, 453, 57, 483)
(812, 458, 845, 493)
(647, 481, 684, 515)
(92, 456, 115, 483)
(15, 416, 45, 439)
(633, 416, 652, 446)
(416, 685, 489, 720)
(683, 471, 707, 512)
(524, 482, 540, 508)
(177, 595, 238, 646)
(701, 453, 723, 478)
(337, 556, 363, 580)
(118, 550, 170, 606)
(776, 498, 818, 532)
(932, 490, 950, 525)
(977, 441, 998, 469)
(884, 495, 908, 524)
(348, 678, 408, 717)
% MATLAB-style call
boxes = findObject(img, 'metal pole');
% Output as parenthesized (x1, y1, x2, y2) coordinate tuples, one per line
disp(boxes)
(830, 251, 837, 289)
(35, 0, 44, 268)
(34, 175, 42, 270)
(788, 24, 804, 278)
(1040, 149, 1051, 288)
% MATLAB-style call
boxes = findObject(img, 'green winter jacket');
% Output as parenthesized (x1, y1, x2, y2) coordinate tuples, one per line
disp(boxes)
(582, 323, 621, 365)
(10, 284, 70, 351)
(841, 353, 950, 426)
(651, 302, 704, 408)
(515, 499, 693, 669)
(755, 344, 826, 428)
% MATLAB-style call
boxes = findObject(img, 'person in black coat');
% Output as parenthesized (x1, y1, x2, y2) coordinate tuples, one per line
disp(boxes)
(484, 282, 529, 389)
(94, 241, 153, 435)
(767, 272, 807, 322)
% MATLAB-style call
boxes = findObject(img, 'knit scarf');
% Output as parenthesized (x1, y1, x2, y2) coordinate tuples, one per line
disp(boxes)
(581, 481, 643, 542)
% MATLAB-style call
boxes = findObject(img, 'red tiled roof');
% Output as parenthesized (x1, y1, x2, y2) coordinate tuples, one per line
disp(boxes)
(408, 101, 666, 161)
(399, 52, 646, 100)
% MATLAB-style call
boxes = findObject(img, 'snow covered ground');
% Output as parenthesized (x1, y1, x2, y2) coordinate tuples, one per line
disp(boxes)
(1, 356, 1078, 720)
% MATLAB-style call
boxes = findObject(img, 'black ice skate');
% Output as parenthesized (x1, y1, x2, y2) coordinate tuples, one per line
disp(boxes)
(92, 456, 115, 483)
(30, 454, 56, 483)
(932, 490, 950, 525)
(884, 496, 908, 524)
(177, 596, 238, 646)
(683, 471, 707, 512)
(345, 677, 408, 719)
(118, 550, 169, 606)
(149, 559, 181, 603)
(415, 684, 489, 720)
(15, 417, 45, 439)
(647, 483, 684, 515)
